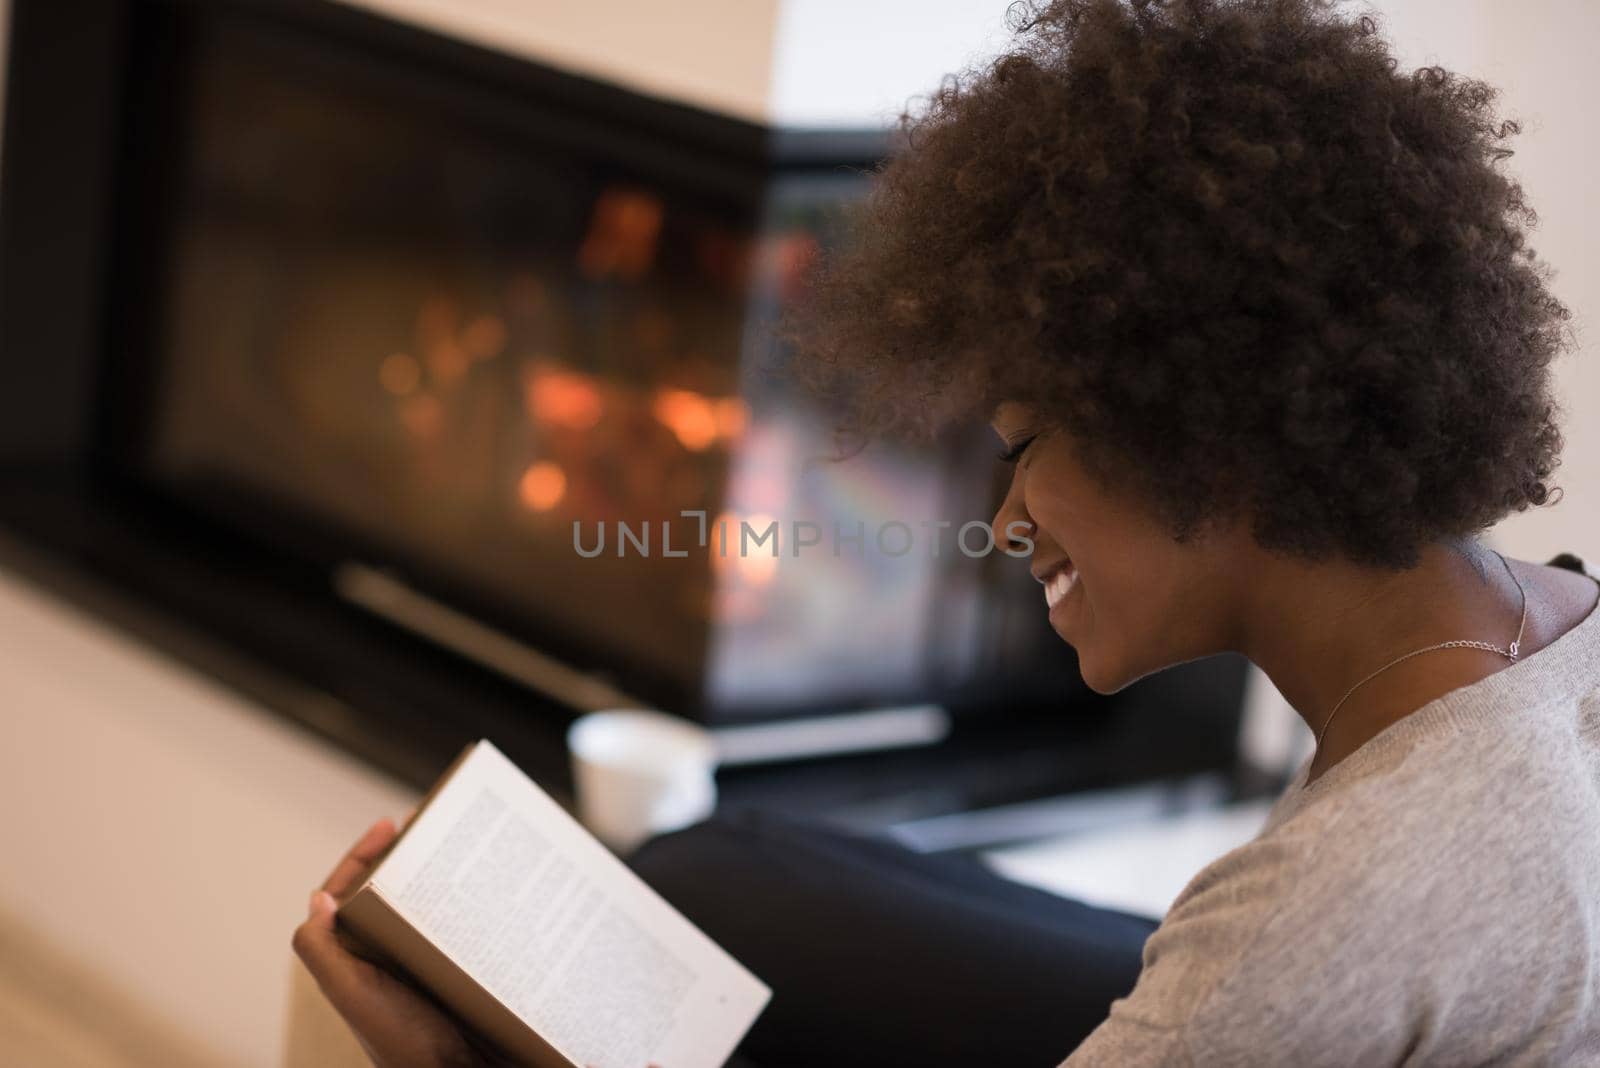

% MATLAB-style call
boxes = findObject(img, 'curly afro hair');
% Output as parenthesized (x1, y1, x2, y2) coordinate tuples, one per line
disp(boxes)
(786, 0, 1574, 568)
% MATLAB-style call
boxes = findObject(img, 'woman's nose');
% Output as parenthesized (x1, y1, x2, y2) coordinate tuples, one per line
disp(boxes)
(991, 475, 1035, 554)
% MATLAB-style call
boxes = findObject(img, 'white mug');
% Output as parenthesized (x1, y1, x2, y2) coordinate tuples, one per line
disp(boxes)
(567, 709, 717, 854)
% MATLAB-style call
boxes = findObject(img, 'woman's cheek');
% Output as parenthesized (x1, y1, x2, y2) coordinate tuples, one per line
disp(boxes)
(1068, 583, 1156, 694)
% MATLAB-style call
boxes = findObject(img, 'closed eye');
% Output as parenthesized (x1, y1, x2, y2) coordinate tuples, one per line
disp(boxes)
(997, 435, 1037, 464)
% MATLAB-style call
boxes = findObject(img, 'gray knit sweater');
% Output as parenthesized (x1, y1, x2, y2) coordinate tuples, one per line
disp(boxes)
(1065, 554, 1600, 1066)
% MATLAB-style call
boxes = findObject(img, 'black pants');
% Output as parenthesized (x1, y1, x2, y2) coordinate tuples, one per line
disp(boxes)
(630, 810, 1158, 1068)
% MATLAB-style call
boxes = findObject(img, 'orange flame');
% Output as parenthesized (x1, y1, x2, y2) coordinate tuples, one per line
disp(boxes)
(526, 368, 603, 430)
(652, 388, 718, 451)
(519, 462, 567, 511)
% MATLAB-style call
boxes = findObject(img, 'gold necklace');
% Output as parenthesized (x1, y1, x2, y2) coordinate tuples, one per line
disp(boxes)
(1314, 551, 1528, 752)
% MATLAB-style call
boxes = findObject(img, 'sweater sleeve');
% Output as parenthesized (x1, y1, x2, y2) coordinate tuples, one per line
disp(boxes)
(1060, 822, 1424, 1068)
(1058, 833, 1304, 1067)
(1062, 793, 1486, 1067)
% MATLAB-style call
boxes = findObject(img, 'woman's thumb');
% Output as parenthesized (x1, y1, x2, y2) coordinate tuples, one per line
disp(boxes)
(307, 890, 338, 927)
(292, 890, 340, 969)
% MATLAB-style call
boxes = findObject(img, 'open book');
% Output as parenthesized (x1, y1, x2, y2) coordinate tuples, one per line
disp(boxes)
(336, 740, 770, 1068)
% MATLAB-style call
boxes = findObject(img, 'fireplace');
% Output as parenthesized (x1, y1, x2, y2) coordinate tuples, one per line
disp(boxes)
(0, 0, 1251, 808)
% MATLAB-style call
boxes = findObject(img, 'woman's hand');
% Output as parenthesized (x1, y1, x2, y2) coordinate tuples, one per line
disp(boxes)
(292, 818, 497, 1068)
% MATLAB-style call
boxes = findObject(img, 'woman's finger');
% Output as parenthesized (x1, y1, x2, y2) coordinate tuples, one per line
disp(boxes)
(320, 818, 398, 898)
(292, 890, 371, 1014)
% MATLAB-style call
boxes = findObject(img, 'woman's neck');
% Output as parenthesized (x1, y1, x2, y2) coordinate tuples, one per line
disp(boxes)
(1237, 540, 1526, 781)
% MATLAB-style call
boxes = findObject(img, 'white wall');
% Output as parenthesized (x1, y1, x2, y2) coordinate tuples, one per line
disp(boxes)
(771, 0, 1598, 561)
(1469, 1, 1600, 561)
(770, 0, 1013, 128)
(1379, 1, 1600, 561)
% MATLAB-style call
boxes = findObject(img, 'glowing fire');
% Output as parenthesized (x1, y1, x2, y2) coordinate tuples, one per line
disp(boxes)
(519, 461, 567, 511)
(652, 388, 717, 451)
(525, 367, 604, 430)
(578, 189, 664, 281)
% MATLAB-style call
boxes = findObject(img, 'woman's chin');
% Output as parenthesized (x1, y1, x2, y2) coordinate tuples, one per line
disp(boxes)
(1070, 643, 1144, 695)
(1077, 643, 1184, 695)
(1076, 659, 1123, 696)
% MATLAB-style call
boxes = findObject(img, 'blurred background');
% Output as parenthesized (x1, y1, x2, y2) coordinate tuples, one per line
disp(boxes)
(0, 0, 1593, 1064)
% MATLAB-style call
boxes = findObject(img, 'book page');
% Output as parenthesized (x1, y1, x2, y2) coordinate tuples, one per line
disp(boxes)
(369, 741, 769, 1068)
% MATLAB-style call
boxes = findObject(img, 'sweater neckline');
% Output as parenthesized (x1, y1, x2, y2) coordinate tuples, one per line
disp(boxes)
(1274, 553, 1600, 815)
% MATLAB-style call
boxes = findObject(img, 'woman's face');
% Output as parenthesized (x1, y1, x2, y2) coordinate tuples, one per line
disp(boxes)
(989, 402, 1242, 693)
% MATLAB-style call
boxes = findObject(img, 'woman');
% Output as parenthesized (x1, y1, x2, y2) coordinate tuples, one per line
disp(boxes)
(295, 0, 1600, 1064)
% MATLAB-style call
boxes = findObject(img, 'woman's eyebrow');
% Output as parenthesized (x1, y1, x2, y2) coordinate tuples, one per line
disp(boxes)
(994, 420, 1037, 440)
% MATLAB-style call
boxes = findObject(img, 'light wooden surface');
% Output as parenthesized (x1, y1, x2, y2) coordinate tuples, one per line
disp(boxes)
(0, 552, 420, 1066)
(282, 961, 373, 1068)
(0, 904, 224, 1068)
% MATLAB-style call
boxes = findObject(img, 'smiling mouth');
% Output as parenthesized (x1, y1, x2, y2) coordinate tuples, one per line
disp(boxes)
(1042, 563, 1079, 610)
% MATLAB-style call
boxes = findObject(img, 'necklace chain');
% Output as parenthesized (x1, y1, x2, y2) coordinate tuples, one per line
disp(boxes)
(1314, 550, 1528, 752)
